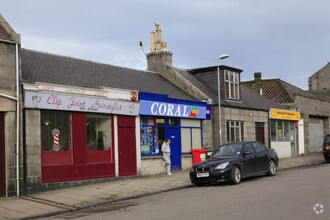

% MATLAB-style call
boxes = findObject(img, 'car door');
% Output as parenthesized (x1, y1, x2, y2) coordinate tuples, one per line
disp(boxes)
(241, 143, 257, 176)
(252, 142, 268, 173)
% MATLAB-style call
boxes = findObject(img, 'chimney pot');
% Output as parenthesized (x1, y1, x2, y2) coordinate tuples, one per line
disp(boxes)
(161, 42, 167, 50)
(151, 32, 156, 52)
(156, 24, 162, 50)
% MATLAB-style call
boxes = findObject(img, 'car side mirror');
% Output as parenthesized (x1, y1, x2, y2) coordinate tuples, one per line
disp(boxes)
(243, 151, 251, 157)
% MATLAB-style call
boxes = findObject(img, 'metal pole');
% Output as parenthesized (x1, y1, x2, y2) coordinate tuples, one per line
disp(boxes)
(15, 43, 20, 197)
(217, 60, 222, 146)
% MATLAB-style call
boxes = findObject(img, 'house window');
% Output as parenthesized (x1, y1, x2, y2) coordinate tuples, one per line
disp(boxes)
(225, 70, 240, 100)
(227, 121, 244, 142)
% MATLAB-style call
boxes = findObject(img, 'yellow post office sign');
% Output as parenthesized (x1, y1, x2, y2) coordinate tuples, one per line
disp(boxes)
(270, 109, 300, 121)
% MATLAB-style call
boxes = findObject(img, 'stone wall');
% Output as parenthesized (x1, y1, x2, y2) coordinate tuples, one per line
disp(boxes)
(5, 112, 18, 196)
(0, 40, 22, 197)
(212, 106, 269, 148)
(141, 156, 166, 176)
(24, 110, 42, 195)
(294, 95, 330, 153)
(141, 155, 193, 176)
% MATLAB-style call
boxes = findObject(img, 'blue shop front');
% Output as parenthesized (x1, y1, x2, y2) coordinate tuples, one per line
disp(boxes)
(138, 92, 211, 174)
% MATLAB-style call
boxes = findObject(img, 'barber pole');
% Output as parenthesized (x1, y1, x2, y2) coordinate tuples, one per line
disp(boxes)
(52, 129, 60, 151)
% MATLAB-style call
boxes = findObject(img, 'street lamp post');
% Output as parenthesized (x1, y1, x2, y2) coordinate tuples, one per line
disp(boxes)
(217, 54, 229, 146)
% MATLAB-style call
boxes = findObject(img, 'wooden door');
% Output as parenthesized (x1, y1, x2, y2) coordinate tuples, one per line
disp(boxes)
(118, 116, 136, 176)
(255, 122, 265, 144)
(0, 113, 5, 197)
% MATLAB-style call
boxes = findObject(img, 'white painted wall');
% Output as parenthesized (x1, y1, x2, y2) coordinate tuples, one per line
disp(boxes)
(271, 141, 291, 159)
(114, 115, 119, 177)
(136, 116, 141, 175)
(298, 119, 305, 155)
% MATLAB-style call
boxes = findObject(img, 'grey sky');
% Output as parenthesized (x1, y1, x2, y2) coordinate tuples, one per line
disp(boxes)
(2, 0, 330, 89)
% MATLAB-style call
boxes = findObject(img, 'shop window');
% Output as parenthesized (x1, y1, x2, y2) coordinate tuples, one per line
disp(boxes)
(41, 110, 72, 151)
(270, 120, 296, 142)
(192, 128, 202, 149)
(181, 128, 191, 153)
(181, 119, 200, 127)
(226, 121, 244, 143)
(140, 116, 165, 155)
(224, 70, 240, 100)
(181, 119, 202, 153)
(86, 113, 112, 151)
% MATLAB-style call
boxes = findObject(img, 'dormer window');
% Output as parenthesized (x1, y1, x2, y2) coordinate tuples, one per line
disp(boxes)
(225, 70, 240, 100)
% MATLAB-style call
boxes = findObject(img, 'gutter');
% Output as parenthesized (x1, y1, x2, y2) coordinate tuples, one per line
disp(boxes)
(0, 39, 20, 197)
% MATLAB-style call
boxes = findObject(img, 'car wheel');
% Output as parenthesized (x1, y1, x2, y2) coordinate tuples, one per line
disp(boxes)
(266, 159, 277, 176)
(230, 166, 241, 184)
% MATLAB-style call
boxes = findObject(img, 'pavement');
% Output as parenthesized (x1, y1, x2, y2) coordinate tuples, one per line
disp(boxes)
(0, 152, 325, 220)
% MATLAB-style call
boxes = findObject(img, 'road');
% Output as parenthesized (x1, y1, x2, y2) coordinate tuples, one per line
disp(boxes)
(44, 164, 330, 220)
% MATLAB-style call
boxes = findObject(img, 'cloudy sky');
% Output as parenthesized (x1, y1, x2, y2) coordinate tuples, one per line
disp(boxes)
(2, 0, 329, 89)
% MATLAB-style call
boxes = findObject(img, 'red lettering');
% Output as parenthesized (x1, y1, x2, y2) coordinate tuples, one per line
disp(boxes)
(47, 95, 62, 108)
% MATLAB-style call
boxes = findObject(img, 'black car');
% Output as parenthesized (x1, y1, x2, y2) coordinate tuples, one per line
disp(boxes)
(322, 134, 330, 163)
(190, 141, 279, 186)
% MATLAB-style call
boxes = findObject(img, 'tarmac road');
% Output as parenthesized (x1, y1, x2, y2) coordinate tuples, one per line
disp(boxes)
(45, 163, 330, 220)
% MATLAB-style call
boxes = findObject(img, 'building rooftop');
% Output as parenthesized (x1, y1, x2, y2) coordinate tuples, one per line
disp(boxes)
(21, 49, 195, 101)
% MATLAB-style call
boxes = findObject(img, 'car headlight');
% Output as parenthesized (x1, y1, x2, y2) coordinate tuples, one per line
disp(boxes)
(215, 162, 229, 170)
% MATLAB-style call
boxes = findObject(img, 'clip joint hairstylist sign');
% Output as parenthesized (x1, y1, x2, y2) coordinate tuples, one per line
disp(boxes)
(25, 91, 140, 116)
(140, 100, 206, 119)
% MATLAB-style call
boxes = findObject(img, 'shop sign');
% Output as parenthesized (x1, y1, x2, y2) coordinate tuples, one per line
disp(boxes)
(140, 100, 207, 119)
(270, 108, 300, 121)
(25, 91, 140, 116)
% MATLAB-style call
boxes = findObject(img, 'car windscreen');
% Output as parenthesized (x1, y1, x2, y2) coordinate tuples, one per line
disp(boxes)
(212, 144, 242, 158)
(324, 135, 330, 145)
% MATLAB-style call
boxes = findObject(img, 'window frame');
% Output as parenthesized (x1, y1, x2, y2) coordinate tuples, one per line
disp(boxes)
(226, 121, 244, 143)
(270, 120, 295, 142)
(140, 116, 167, 156)
(224, 70, 240, 100)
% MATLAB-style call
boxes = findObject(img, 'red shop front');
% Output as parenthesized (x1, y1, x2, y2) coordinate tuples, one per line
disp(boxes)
(25, 91, 140, 184)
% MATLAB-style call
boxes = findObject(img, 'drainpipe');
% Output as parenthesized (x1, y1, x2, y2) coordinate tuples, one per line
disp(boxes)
(0, 39, 20, 197)
(15, 43, 20, 197)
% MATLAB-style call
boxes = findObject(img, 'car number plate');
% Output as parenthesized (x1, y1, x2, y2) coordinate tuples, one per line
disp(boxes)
(197, 172, 209, 178)
(326, 145, 330, 150)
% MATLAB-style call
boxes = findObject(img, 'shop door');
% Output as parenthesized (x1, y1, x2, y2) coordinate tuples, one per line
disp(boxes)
(167, 128, 181, 170)
(118, 116, 137, 176)
(0, 113, 5, 197)
(255, 122, 265, 144)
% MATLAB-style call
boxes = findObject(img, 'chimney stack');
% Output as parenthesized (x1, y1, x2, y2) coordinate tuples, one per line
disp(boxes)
(147, 24, 173, 71)
(254, 72, 262, 84)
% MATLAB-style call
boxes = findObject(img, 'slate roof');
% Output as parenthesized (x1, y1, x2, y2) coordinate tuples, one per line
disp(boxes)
(242, 78, 328, 103)
(174, 66, 283, 111)
(21, 49, 195, 100)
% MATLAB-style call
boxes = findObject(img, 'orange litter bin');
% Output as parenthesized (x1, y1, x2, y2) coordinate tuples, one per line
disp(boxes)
(191, 148, 207, 165)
